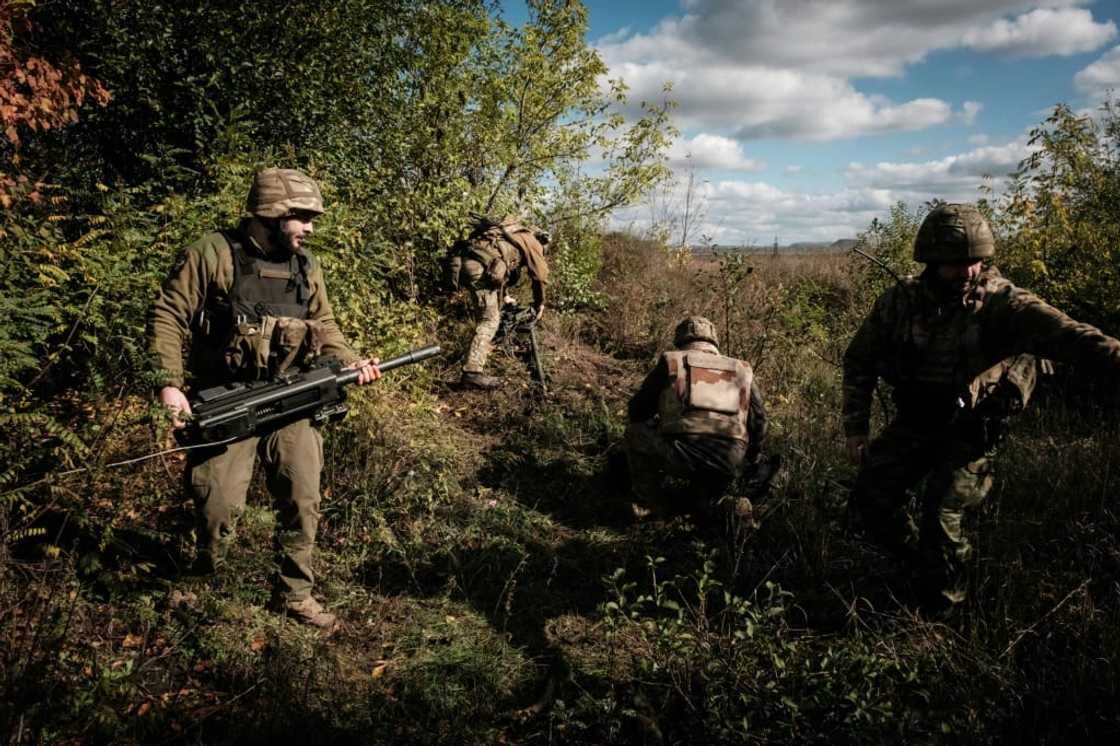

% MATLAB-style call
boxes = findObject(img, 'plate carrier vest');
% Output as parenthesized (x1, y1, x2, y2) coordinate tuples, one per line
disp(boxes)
(657, 350, 753, 442)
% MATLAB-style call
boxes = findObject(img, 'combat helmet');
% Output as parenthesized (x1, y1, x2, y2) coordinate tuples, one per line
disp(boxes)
(247, 168, 324, 218)
(673, 316, 719, 348)
(913, 203, 994, 263)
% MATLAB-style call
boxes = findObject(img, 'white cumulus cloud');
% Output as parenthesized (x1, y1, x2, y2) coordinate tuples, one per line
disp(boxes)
(962, 7, 1115, 57)
(613, 138, 1038, 244)
(614, 61, 952, 141)
(597, 1, 1114, 141)
(1075, 44, 1120, 96)
(844, 138, 1035, 201)
(669, 133, 766, 172)
(961, 101, 983, 126)
(599, 2, 1109, 243)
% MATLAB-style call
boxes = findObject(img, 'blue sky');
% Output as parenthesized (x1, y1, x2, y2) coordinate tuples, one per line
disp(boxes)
(505, 1, 1120, 244)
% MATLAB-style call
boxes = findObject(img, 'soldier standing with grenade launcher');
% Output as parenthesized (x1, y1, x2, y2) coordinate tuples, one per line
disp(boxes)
(150, 168, 380, 630)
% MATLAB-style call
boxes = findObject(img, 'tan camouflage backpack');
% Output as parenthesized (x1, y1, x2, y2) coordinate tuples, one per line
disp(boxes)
(445, 215, 550, 291)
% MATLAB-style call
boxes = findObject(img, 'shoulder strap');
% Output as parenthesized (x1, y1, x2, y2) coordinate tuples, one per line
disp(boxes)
(290, 251, 311, 304)
(223, 230, 253, 324)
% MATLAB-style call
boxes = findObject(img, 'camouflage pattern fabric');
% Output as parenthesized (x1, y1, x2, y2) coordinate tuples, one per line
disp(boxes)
(843, 265, 1120, 607)
(851, 416, 993, 607)
(246, 168, 324, 218)
(913, 203, 994, 263)
(459, 257, 502, 373)
(843, 266, 1120, 438)
(625, 339, 767, 519)
(658, 348, 753, 441)
(151, 211, 360, 611)
(453, 218, 550, 375)
(623, 420, 745, 516)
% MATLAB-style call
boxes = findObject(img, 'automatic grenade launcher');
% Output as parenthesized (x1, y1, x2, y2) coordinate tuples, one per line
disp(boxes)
(174, 345, 441, 447)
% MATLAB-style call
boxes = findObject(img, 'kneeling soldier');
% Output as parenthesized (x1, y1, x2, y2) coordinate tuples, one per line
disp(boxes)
(624, 316, 768, 524)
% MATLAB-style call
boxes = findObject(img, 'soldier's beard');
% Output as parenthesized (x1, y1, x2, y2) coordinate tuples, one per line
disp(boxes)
(263, 219, 297, 255)
(925, 268, 976, 300)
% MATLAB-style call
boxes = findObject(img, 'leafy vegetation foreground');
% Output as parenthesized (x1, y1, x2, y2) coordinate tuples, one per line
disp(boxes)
(3, 0, 1120, 743)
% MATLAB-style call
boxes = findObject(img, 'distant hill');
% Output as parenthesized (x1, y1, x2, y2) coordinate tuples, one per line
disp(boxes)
(697, 238, 858, 255)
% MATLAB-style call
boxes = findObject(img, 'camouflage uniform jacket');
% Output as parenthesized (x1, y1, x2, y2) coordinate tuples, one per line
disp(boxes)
(149, 220, 357, 389)
(842, 266, 1120, 437)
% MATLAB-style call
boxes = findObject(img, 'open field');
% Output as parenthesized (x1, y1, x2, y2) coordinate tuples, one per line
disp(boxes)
(3, 236, 1118, 744)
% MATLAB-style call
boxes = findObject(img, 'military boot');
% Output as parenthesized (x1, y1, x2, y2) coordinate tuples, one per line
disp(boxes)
(272, 596, 338, 631)
(190, 549, 223, 576)
(460, 370, 500, 390)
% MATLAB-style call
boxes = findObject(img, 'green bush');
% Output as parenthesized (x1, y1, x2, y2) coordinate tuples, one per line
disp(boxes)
(997, 102, 1120, 329)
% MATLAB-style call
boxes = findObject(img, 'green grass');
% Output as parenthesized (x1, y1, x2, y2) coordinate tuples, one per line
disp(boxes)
(3, 243, 1119, 744)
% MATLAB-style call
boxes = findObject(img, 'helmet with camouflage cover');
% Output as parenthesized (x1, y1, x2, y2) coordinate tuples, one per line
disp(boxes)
(913, 203, 995, 263)
(673, 316, 719, 348)
(247, 168, 324, 218)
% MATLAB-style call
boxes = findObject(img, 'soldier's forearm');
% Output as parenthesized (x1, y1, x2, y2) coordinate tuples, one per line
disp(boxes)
(149, 311, 190, 388)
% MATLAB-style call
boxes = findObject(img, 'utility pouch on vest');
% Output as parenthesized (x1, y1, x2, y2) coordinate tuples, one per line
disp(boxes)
(271, 317, 325, 376)
(223, 319, 265, 378)
(223, 316, 325, 379)
(466, 233, 514, 288)
(684, 354, 741, 414)
(483, 255, 509, 286)
(965, 354, 1039, 450)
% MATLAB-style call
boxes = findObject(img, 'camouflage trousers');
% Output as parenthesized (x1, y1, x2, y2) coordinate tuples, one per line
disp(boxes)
(186, 418, 324, 602)
(850, 416, 994, 608)
(460, 258, 501, 373)
(623, 421, 745, 519)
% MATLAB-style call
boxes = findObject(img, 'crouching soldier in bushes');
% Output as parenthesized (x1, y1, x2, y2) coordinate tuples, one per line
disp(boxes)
(149, 167, 380, 630)
(623, 316, 768, 525)
(843, 202, 1120, 617)
(446, 215, 550, 389)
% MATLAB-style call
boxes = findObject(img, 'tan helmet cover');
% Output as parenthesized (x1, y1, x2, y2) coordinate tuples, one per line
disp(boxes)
(674, 316, 719, 348)
(246, 168, 325, 218)
(914, 203, 995, 263)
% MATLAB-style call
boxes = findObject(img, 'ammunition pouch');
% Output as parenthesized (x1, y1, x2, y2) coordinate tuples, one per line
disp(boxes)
(482, 255, 509, 286)
(448, 237, 515, 291)
(963, 381, 1025, 452)
(223, 316, 325, 379)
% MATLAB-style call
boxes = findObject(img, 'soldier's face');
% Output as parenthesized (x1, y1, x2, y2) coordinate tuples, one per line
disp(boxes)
(934, 260, 982, 296)
(278, 211, 316, 251)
